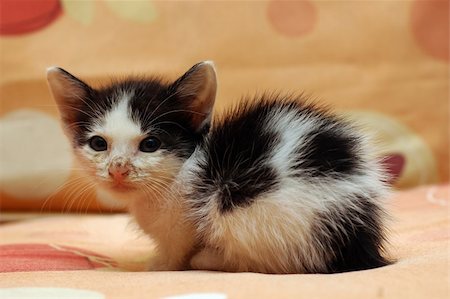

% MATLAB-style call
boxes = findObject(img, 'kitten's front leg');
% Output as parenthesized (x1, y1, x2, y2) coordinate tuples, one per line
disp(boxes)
(190, 248, 236, 272)
(146, 239, 196, 271)
(146, 251, 182, 271)
(129, 196, 197, 271)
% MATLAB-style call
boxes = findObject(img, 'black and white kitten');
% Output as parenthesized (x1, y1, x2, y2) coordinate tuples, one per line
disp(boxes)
(47, 61, 390, 274)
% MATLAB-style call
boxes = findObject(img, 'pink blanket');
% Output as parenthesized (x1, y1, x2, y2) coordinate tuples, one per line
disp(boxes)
(0, 184, 448, 298)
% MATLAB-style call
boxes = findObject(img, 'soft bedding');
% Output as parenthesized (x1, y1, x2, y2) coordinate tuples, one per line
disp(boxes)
(0, 184, 448, 298)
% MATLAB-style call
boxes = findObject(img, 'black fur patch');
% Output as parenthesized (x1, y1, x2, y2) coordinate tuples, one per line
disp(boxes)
(70, 78, 202, 158)
(71, 95, 111, 146)
(312, 195, 390, 273)
(127, 79, 202, 158)
(299, 128, 361, 177)
(192, 102, 281, 213)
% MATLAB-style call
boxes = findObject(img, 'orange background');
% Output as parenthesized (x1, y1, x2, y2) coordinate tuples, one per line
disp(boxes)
(0, 0, 448, 211)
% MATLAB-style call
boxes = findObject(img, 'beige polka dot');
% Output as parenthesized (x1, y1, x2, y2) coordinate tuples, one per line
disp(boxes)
(0, 110, 73, 199)
(61, 0, 95, 25)
(104, 0, 156, 23)
(343, 111, 438, 188)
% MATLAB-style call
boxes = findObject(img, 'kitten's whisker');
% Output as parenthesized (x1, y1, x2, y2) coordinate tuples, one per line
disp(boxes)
(149, 121, 190, 133)
(72, 181, 93, 213)
(64, 121, 94, 130)
(142, 90, 182, 125)
(141, 184, 161, 204)
(143, 180, 168, 197)
(71, 181, 96, 213)
(63, 180, 92, 212)
(148, 109, 206, 127)
(141, 183, 164, 204)
(144, 177, 180, 201)
(56, 104, 98, 119)
(40, 176, 90, 212)
(76, 182, 97, 214)
(72, 93, 105, 119)
(150, 178, 184, 202)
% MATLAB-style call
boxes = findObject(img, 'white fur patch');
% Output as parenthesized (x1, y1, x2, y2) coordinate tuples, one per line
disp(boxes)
(95, 92, 142, 153)
(266, 107, 317, 175)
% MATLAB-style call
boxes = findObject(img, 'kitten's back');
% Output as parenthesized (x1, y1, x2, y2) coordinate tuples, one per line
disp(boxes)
(185, 96, 390, 273)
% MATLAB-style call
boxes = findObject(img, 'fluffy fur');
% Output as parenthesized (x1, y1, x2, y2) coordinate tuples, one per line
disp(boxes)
(47, 62, 390, 274)
(184, 99, 390, 273)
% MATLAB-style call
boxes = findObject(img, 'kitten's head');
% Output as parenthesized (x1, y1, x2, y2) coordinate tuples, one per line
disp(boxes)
(47, 62, 216, 196)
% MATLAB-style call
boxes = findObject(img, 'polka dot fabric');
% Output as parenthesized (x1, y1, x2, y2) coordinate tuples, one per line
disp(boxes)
(411, 0, 449, 62)
(267, 0, 317, 37)
(0, 185, 448, 298)
(0, 1, 447, 211)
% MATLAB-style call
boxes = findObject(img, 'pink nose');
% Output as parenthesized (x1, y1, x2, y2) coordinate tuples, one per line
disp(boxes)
(108, 164, 130, 181)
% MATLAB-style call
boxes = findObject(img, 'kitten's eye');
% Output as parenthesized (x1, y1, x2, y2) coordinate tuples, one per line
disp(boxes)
(139, 137, 161, 153)
(89, 136, 107, 151)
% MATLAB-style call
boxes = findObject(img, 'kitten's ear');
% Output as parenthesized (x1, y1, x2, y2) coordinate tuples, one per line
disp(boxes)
(46, 67, 91, 126)
(171, 61, 217, 132)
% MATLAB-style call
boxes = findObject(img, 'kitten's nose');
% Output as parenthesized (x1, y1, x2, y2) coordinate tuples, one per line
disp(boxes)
(108, 163, 130, 181)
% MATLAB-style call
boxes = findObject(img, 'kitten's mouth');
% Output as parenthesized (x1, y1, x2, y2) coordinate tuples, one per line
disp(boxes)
(112, 185, 135, 192)
(107, 181, 137, 192)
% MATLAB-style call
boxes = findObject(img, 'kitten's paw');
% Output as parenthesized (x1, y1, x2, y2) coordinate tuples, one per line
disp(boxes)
(190, 249, 226, 271)
(146, 254, 182, 271)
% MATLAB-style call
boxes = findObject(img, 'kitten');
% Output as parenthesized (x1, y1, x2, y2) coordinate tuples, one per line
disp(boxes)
(47, 62, 390, 274)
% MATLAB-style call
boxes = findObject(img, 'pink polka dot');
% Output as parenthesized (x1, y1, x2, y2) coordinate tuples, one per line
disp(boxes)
(0, 244, 117, 272)
(381, 153, 406, 185)
(411, 0, 449, 62)
(267, 0, 317, 37)
(0, 0, 62, 36)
